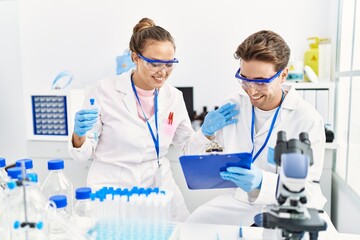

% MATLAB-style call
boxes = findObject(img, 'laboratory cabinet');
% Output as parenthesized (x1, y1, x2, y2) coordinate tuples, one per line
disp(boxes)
(287, 81, 335, 128)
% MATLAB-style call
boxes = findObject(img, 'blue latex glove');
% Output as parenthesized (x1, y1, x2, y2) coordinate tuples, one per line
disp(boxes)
(74, 109, 99, 137)
(201, 103, 239, 136)
(116, 49, 136, 75)
(220, 165, 263, 192)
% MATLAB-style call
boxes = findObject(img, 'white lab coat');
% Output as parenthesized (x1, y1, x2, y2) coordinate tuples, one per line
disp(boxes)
(68, 70, 194, 221)
(185, 84, 327, 225)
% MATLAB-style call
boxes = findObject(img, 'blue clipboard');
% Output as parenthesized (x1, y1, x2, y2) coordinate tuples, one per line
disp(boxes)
(179, 152, 252, 190)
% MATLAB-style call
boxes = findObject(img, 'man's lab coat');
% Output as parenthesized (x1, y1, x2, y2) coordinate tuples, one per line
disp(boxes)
(68, 70, 194, 221)
(185, 85, 327, 225)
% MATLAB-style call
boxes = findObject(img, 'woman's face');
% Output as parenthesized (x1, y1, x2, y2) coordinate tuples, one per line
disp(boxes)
(132, 40, 176, 90)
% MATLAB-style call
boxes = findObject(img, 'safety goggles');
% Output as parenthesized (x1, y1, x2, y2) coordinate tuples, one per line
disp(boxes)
(138, 54, 179, 73)
(235, 68, 283, 91)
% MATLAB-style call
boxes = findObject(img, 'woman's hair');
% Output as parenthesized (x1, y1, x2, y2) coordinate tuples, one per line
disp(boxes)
(129, 18, 175, 54)
(234, 30, 290, 71)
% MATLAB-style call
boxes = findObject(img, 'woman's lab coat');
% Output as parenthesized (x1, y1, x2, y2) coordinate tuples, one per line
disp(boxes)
(185, 84, 326, 225)
(68, 70, 194, 221)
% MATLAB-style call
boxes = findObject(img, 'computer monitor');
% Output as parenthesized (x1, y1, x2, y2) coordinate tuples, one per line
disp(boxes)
(175, 87, 194, 120)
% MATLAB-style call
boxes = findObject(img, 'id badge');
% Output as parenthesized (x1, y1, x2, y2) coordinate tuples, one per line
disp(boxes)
(154, 164, 162, 187)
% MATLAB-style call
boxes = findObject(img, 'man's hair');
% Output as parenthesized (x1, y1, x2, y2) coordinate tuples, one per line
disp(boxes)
(234, 30, 290, 71)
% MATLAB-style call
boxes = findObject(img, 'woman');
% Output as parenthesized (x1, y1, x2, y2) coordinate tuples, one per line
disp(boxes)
(69, 18, 195, 221)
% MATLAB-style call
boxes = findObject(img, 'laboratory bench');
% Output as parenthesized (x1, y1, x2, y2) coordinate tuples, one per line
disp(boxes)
(172, 212, 342, 240)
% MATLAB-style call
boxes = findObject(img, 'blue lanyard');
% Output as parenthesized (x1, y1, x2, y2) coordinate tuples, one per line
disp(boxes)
(130, 78, 160, 166)
(251, 91, 284, 163)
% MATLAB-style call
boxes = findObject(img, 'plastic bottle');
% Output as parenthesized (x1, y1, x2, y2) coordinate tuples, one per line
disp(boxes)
(304, 37, 319, 81)
(0, 157, 8, 191)
(15, 158, 34, 173)
(0, 157, 9, 240)
(74, 187, 95, 232)
(49, 195, 72, 237)
(41, 159, 74, 215)
(89, 98, 98, 143)
(7, 173, 49, 240)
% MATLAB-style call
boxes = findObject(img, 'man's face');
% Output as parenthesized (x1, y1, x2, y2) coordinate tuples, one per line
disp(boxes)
(238, 60, 288, 111)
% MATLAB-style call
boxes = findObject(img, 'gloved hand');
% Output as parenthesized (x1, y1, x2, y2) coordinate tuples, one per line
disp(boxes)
(74, 109, 99, 137)
(201, 103, 239, 136)
(220, 164, 263, 192)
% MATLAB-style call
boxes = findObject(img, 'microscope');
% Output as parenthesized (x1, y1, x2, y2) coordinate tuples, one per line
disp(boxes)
(254, 131, 327, 240)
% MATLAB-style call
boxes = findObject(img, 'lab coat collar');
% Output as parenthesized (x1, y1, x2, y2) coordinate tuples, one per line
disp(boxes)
(114, 70, 168, 123)
(281, 84, 302, 110)
(114, 70, 139, 118)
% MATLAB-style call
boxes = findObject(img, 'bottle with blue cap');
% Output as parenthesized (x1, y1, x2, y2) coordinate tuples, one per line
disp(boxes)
(41, 159, 74, 215)
(0, 157, 8, 191)
(49, 195, 72, 237)
(7, 173, 50, 240)
(74, 187, 95, 232)
(0, 157, 10, 240)
(15, 158, 34, 173)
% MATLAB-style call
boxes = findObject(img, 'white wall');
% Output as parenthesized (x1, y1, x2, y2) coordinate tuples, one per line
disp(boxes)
(16, 0, 335, 113)
(332, 174, 360, 234)
(0, 0, 27, 163)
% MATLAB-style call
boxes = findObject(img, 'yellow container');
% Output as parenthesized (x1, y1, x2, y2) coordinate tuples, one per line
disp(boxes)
(304, 37, 319, 81)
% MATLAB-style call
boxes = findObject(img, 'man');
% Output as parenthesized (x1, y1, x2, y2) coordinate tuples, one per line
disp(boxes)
(185, 30, 326, 225)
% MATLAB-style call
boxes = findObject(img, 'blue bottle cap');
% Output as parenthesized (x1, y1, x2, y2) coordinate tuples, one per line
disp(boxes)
(48, 159, 64, 170)
(76, 187, 92, 200)
(15, 158, 33, 169)
(7, 167, 22, 179)
(0, 157, 6, 168)
(49, 195, 67, 208)
(90, 98, 95, 105)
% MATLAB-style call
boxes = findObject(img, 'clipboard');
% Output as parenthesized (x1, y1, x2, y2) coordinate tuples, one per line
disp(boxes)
(179, 152, 252, 190)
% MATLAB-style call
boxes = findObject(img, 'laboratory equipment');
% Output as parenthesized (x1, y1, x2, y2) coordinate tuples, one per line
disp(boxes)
(254, 131, 327, 240)
(0, 157, 9, 239)
(304, 37, 319, 81)
(88, 186, 176, 240)
(49, 194, 72, 237)
(26, 89, 86, 141)
(7, 167, 22, 179)
(89, 98, 99, 143)
(41, 159, 74, 214)
(31, 94, 69, 136)
(0, 157, 8, 191)
(74, 187, 95, 233)
(7, 172, 49, 240)
(15, 158, 34, 173)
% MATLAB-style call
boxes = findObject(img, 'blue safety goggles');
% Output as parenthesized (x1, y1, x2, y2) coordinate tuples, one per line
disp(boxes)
(235, 68, 283, 91)
(137, 54, 179, 73)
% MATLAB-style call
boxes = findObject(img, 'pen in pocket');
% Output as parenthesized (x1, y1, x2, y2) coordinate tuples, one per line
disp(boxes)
(167, 112, 174, 125)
